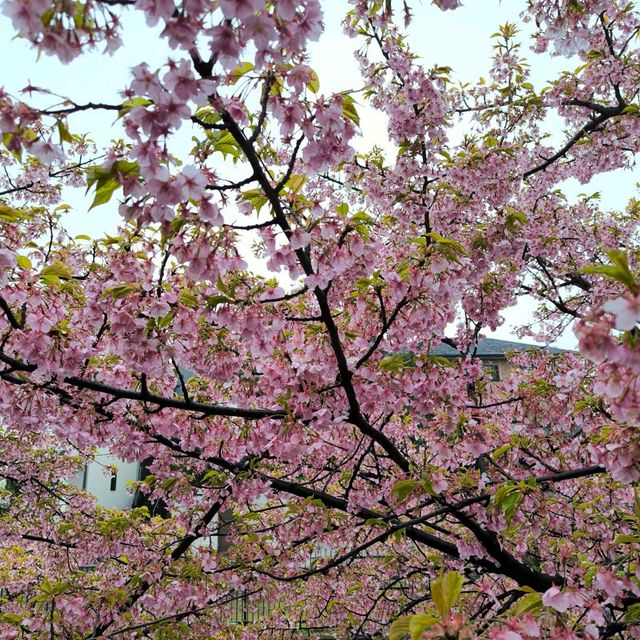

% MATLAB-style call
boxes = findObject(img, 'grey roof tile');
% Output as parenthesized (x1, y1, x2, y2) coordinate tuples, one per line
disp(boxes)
(430, 337, 565, 358)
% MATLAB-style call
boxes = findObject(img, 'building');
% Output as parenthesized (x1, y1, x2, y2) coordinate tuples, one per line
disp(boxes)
(69, 448, 140, 510)
(67, 339, 563, 557)
(429, 337, 564, 382)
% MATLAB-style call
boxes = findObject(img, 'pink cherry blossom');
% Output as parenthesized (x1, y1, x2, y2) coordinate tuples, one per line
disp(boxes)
(29, 138, 64, 163)
(242, 12, 277, 51)
(433, 0, 462, 9)
(225, 97, 248, 124)
(209, 23, 242, 68)
(277, 0, 298, 20)
(163, 60, 200, 101)
(175, 165, 207, 201)
(3, 2, 640, 639)
(0, 248, 16, 269)
(289, 229, 311, 250)
(603, 295, 640, 331)
(219, 0, 264, 20)
(542, 587, 581, 612)
(2, 0, 44, 35)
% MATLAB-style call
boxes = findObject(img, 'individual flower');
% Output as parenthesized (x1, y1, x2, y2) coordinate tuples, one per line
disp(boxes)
(225, 97, 247, 124)
(433, 0, 462, 9)
(175, 165, 207, 201)
(219, 0, 264, 20)
(603, 296, 640, 331)
(199, 197, 223, 225)
(289, 229, 311, 250)
(29, 138, 64, 164)
(542, 586, 581, 612)
(277, 0, 298, 20)
(163, 59, 199, 101)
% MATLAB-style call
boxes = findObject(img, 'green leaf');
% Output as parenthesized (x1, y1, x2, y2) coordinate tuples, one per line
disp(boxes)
(573, 396, 599, 412)
(103, 283, 141, 300)
(0, 613, 23, 625)
(351, 211, 374, 226)
(379, 351, 415, 373)
(351, 210, 375, 239)
(216, 275, 234, 297)
(505, 210, 528, 231)
(492, 444, 511, 459)
(229, 61, 255, 83)
(391, 479, 421, 503)
(427, 354, 452, 367)
(307, 68, 320, 93)
(101, 234, 124, 246)
(511, 590, 543, 615)
(241, 187, 269, 213)
(39, 578, 67, 596)
(2, 132, 22, 161)
(193, 106, 221, 126)
(614, 534, 640, 545)
(625, 603, 640, 622)
(426, 232, 467, 256)
(409, 613, 440, 640)
(284, 174, 306, 194)
(389, 612, 442, 640)
(581, 249, 636, 291)
(86, 160, 139, 210)
(492, 482, 524, 522)
(0, 204, 33, 223)
(342, 94, 360, 127)
(40, 7, 55, 26)
(205, 294, 235, 308)
(57, 120, 74, 144)
(503, 491, 523, 522)
(157, 311, 174, 328)
(40, 261, 73, 279)
(179, 291, 199, 308)
(119, 96, 153, 117)
(431, 570, 464, 617)
(16, 255, 32, 270)
(389, 616, 411, 640)
(213, 135, 242, 160)
(161, 477, 178, 491)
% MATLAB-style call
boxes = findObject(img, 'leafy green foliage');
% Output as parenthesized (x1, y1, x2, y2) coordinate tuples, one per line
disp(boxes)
(86, 160, 139, 210)
(241, 187, 269, 213)
(391, 478, 422, 503)
(426, 231, 468, 264)
(342, 94, 360, 126)
(510, 588, 543, 615)
(582, 249, 637, 292)
(389, 571, 464, 640)
(491, 478, 536, 522)
(431, 570, 464, 617)
(379, 350, 416, 373)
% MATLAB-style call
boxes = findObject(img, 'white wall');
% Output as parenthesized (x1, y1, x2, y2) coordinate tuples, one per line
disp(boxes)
(69, 448, 140, 510)
(68, 451, 219, 551)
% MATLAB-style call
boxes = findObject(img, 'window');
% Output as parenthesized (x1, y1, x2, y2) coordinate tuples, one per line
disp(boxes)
(483, 363, 500, 381)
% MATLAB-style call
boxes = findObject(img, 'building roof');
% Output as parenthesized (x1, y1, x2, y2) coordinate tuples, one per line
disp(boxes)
(430, 337, 565, 358)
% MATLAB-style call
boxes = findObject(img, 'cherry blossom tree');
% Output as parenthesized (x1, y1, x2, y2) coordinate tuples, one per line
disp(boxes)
(1, 0, 640, 638)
